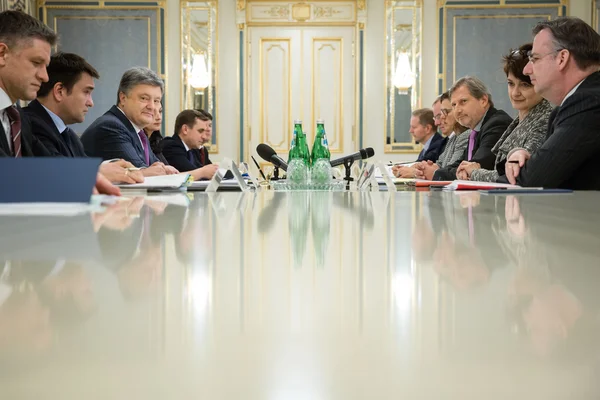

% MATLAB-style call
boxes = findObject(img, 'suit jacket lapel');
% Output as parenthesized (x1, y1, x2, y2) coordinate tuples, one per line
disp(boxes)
(29, 100, 62, 138)
(546, 107, 560, 139)
(30, 99, 79, 156)
(108, 105, 145, 155)
(0, 122, 9, 155)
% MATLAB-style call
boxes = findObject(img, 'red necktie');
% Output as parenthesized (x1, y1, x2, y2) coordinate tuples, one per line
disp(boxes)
(5, 106, 22, 158)
(200, 148, 206, 166)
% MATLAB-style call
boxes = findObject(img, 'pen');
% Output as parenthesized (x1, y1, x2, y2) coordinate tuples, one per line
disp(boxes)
(251, 156, 267, 180)
(126, 167, 142, 171)
(507, 160, 520, 164)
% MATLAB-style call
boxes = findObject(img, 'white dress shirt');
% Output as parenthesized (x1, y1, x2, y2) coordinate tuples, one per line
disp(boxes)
(117, 106, 145, 148)
(560, 78, 586, 106)
(0, 88, 13, 152)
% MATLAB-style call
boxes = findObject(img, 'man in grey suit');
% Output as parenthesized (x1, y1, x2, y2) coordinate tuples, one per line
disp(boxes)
(81, 67, 178, 177)
(506, 17, 600, 190)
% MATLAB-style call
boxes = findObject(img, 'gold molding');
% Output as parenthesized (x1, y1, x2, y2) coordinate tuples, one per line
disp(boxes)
(181, 2, 219, 152)
(292, 3, 310, 21)
(451, 14, 552, 84)
(259, 38, 292, 151)
(593, 0, 599, 32)
(384, 1, 423, 154)
(312, 38, 344, 153)
(438, 1, 568, 97)
(246, 0, 358, 26)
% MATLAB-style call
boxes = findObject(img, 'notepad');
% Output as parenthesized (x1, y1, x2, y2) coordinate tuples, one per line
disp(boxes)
(117, 173, 192, 190)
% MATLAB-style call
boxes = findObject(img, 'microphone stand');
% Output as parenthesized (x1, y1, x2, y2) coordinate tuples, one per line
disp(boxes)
(343, 157, 354, 191)
(271, 165, 281, 181)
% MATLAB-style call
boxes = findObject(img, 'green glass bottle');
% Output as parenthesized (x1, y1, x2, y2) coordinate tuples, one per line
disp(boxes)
(311, 119, 331, 163)
(296, 130, 311, 166)
(288, 119, 303, 163)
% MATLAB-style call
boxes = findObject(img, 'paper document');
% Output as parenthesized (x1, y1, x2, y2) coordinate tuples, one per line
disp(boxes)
(118, 174, 192, 190)
(0, 203, 100, 216)
(443, 180, 522, 191)
(189, 179, 243, 190)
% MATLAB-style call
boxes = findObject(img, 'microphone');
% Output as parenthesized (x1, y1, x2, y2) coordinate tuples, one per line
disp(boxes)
(256, 143, 288, 171)
(329, 147, 375, 168)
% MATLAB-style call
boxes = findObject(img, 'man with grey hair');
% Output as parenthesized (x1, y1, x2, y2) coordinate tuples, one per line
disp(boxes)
(81, 67, 178, 176)
(434, 76, 512, 181)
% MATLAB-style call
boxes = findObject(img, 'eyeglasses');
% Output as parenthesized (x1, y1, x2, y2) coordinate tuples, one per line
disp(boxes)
(510, 49, 528, 60)
(434, 108, 452, 120)
(526, 49, 562, 63)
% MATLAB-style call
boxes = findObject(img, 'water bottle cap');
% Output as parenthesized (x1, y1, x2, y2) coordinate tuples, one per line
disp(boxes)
(316, 119, 324, 124)
(293, 119, 302, 124)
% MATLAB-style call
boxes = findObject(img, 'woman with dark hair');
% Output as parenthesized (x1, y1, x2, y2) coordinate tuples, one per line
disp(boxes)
(144, 103, 169, 164)
(457, 44, 554, 181)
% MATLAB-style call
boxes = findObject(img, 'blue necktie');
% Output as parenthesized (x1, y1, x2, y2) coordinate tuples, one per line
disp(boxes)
(188, 150, 197, 167)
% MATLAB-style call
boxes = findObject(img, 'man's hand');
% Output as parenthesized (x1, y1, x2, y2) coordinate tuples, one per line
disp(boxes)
(198, 164, 219, 180)
(506, 149, 531, 185)
(456, 161, 481, 180)
(392, 165, 417, 178)
(94, 173, 121, 196)
(415, 160, 439, 180)
(143, 162, 168, 177)
(165, 165, 179, 175)
(100, 160, 144, 184)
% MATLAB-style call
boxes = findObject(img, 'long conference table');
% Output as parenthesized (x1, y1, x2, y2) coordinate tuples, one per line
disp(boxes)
(0, 190, 599, 398)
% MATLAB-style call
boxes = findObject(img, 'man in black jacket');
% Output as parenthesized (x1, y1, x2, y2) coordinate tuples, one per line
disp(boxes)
(25, 52, 98, 158)
(161, 109, 219, 180)
(505, 17, 600, 190)
(434, 76, 512, 181)
(24, 52, 144, 185)
(0, 10, 55, 158)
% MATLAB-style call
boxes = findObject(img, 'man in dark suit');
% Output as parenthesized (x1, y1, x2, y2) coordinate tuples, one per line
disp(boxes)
(25, 52, 98, 158)
(0, 11, 124, 195)
(434, 76, 512, 181)
(393, 108, 447, 178)
(81, 67, 178, 177)
(25, 52, 144, 185)
(505, 17, 600, 190)
(161, 109, 219, 180)
(0, 11, 55, 158)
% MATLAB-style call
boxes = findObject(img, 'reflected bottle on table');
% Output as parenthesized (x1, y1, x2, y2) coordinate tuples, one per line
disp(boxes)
(311, 191, 332, 268)
(288, 192, 310, 268)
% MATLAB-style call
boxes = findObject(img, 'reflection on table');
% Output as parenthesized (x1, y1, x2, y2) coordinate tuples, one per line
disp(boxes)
(0, 191, 598, 398)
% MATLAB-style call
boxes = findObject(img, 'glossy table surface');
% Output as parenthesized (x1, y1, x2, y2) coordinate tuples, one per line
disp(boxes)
(0, 191, 599, 399)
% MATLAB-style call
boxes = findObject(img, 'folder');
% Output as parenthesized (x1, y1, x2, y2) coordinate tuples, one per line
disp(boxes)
(117, 173, 192, 191)
(0, 157, 100, 203)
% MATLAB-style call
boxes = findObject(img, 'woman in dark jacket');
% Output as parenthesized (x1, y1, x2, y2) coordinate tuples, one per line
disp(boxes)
(144, 103, 169, 164)
(459, 43, 553, 182)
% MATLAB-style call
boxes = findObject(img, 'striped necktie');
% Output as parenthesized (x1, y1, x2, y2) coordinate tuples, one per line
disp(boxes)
(5, 106, 22, 158)
(137, 130, 150, 166)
